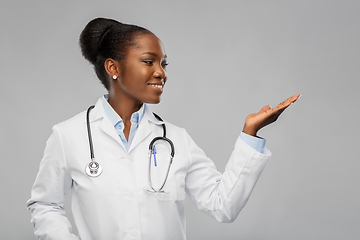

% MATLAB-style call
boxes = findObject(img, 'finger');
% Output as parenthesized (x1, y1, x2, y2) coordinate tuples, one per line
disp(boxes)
(286, 94, 301, 105)
(291, 94, 301, 103)
(275, 94, 301, 110)
(258, 104, 271, 114)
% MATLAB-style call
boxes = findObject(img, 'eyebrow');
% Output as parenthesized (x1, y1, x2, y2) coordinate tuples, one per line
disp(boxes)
(142, 52, 167, 59)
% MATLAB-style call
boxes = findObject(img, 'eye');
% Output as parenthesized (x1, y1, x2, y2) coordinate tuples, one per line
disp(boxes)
(143, 60, 153, 65)
(162, 62, 169, 69)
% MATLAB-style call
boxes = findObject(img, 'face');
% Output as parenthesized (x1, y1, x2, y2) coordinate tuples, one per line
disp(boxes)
(112, 33, 168, 105)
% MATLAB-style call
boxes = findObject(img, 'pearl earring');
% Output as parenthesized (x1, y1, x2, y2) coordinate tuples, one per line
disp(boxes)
(112, 75, 118, 80)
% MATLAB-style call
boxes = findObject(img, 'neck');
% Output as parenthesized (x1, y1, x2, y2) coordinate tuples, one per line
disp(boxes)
(107, 92, 142, 124)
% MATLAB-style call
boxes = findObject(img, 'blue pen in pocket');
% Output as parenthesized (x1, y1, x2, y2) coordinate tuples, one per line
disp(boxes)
(152, 146, 157, 167)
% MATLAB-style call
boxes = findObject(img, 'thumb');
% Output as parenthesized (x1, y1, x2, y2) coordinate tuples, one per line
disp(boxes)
(258, 105, 271, 114)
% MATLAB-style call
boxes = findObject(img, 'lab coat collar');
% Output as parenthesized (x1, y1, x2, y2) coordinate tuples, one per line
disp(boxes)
(128, 104, 164, 152)
(86, 97, 106, 123)
(86, 97, 165, 152)
(143, 104, 165, 125)
(87, 98, 163, 125)
(86, 98, 125, 149)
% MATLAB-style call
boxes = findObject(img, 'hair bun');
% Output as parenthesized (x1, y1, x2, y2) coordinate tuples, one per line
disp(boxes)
(79, 17, 151, 90)
(79, 18, 120, 64)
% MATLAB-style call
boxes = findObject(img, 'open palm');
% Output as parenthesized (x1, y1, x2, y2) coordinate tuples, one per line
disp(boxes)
(243, 94, 301, 136)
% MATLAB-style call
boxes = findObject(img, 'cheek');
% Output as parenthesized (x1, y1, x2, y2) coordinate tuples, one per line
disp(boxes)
(139, 67, 152, 79)
(126, 66, 150, 83)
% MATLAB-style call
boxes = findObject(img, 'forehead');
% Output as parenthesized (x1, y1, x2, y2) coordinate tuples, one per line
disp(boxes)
(129, 33, 166, 58)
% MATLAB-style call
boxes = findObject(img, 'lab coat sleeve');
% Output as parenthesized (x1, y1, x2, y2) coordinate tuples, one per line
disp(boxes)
(183, 129, 271, 223)
(27, 126, 79, 240)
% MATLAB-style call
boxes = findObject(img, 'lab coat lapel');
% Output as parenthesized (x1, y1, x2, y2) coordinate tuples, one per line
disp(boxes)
(128, 104, 163, 153)
(99, 117, 125, 149)
(89, 97, 126, 150)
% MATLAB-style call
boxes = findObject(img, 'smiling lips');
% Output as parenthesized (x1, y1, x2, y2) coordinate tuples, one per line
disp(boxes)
(148, 83, 164, 92)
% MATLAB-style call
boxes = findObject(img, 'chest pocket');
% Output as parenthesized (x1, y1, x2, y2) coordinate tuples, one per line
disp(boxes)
(150, 154, 186, 201)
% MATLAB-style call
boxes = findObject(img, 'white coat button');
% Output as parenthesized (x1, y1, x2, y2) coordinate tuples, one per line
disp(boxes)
(127, 192, 134, 198)
(130, 229, 137, 237)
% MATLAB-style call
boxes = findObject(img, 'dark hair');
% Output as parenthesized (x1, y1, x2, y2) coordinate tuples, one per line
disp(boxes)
(79, 18, 152, 90)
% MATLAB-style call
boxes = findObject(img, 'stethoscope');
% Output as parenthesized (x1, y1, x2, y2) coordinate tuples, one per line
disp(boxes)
(85, 105, 175, 193)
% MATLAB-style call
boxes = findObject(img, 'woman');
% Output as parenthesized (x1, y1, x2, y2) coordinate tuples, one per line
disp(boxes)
(27, 18, 300, 240)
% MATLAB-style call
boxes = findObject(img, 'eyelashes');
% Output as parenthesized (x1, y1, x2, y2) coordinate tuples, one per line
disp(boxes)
(142, 60, 169, 69)
(143, 60, 153, 65)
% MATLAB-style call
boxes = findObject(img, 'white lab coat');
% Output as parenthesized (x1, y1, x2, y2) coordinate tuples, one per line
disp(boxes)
(27, 97, 271, 240)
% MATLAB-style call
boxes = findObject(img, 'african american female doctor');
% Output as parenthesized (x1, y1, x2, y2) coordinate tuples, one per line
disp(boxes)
(27, 18, 300, 240)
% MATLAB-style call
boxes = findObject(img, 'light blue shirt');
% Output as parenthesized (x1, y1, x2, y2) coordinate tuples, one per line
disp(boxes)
(239, 131, 266, 153)
(102, 94, 265, 153)
(102, 95, 145, 151)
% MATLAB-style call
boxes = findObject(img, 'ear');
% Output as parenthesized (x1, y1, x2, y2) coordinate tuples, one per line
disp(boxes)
(104, 58, 121, 79)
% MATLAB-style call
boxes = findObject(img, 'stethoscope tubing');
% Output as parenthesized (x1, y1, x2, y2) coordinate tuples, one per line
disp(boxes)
(148, 136, 175, 158)
(86, 105, 175, 193)
(86, 105, 95, 160)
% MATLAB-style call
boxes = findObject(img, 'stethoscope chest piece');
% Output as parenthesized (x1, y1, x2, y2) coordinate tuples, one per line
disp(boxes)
(85, 161, 103, 177)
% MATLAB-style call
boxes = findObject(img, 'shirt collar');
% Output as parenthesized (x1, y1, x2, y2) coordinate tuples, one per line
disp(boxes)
(101, 94, 145, 127)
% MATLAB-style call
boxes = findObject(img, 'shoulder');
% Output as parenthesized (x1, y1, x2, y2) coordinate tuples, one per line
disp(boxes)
(56, 110, 87, 130)
(51, 109, 88, 140)
(160, 120, 194, 148)
(55, 97, 104, 134)
(163, 120, 185, 133)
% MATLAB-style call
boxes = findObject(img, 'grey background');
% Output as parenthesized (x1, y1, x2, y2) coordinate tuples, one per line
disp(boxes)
(1, 0, 359, 239)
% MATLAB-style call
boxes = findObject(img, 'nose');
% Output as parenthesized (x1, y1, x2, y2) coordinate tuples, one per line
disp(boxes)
(153, 64, 166, 82)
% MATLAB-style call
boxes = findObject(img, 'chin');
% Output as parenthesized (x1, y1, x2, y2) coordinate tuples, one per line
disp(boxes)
(146, 97, 161, 104)
(151, 100, 161, 104)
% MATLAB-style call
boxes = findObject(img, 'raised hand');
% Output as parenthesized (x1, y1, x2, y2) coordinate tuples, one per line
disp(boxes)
(242, 94, 301, 136)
